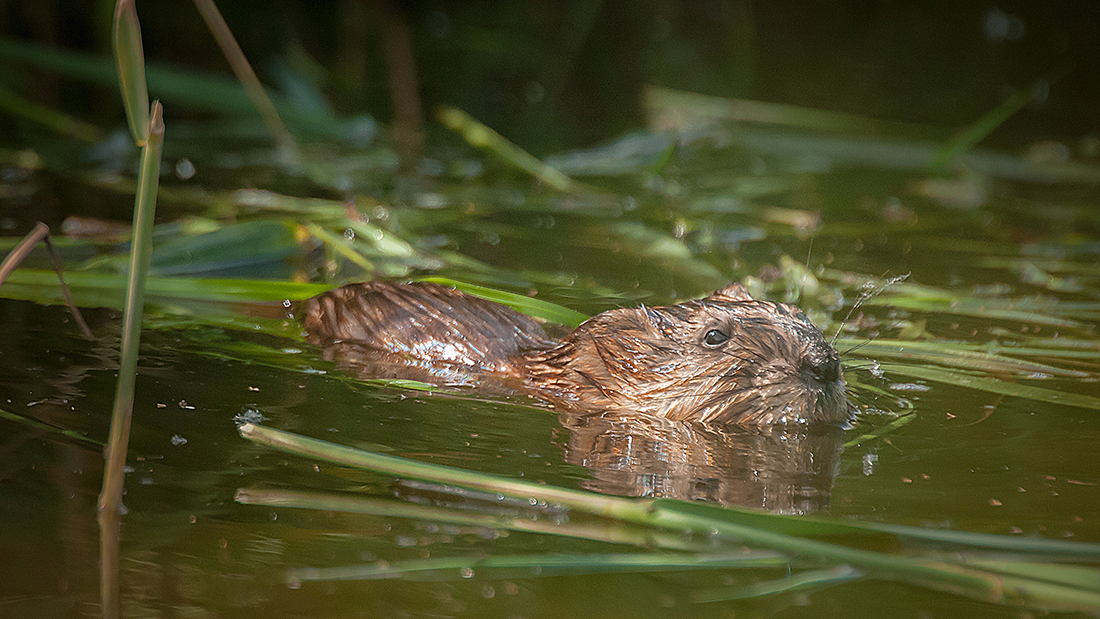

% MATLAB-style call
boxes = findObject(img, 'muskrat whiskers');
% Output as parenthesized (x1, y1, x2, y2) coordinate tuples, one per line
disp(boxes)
(830, 272, 910, 346)
(840, 338, 874, 356)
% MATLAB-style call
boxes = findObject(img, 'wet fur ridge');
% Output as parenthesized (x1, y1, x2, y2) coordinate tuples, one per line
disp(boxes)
(301, 282, 851, 425)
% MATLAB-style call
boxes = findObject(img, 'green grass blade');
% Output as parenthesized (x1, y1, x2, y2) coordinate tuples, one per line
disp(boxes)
(879, 363, 1100, 411)
(239, 423, 647, 519)
(864, 295, 1088, 327)
(305, 223, 375, 272)
(238, 424, 1100, 611)
(234, 487, 733, 554)
(416, 277, 589, 327)
(436, 105, 582, 193)
(112, 0, 150, 144)
(961, 558, 1100, 589)
(0, 269, 331, 306)
(693, 565, 862, 603)
(864, 523, 1100, 559)
(930, 72, 1067, 174)
(838, 338, 1089, 378)
(0, 406, 102, 446)
(289, 552, 787, 584)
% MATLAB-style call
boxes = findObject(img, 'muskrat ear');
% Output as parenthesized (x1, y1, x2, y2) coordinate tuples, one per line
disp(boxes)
(707, 283, 754, 303)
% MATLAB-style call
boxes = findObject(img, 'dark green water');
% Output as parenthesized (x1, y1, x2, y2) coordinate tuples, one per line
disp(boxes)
(2, 149, 1099, 618)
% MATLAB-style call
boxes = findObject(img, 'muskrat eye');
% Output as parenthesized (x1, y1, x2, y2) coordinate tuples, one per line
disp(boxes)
(703, 329, 730, 347)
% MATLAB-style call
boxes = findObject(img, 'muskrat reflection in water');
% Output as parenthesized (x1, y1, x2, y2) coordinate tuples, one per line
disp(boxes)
(557, 411, 844, 512)
(300, 281, 851, 425)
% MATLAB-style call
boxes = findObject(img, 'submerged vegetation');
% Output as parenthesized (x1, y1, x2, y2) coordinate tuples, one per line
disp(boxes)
(2, 1, 1100, 616)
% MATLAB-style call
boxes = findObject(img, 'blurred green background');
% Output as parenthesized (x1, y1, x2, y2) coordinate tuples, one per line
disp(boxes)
(3, 1, 1097, 159)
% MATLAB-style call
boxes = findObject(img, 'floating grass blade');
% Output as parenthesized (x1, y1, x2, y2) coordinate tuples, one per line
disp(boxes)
(838, 338, 1090, 378)
(693, 565, 862, 603)
(644, 86, 946, 139)
(238, 423, 1100, 612)
(879, 363, 1100, 411)
(864, 295, 1088, 328)
(288, 552, 787, 584)
(239, 422, 644, 519)
(0, 406, 102, 447)
(235, 487, 731, 553)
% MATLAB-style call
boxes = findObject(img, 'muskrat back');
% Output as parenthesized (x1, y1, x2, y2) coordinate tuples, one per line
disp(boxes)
(300, 281, 553, 372)
(300, 281, 850, 425)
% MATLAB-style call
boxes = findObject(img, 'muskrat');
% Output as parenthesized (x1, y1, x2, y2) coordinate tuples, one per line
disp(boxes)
(299, 281, 851, 425)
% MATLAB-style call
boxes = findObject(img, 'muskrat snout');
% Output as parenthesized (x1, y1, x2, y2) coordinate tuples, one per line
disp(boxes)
(803, 347, 842, 386)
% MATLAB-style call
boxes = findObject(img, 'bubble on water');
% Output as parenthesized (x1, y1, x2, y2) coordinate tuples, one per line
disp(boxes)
(235, 408, 266, 426)
(863, 452, 879, 476)
(459, 567, 474, 579)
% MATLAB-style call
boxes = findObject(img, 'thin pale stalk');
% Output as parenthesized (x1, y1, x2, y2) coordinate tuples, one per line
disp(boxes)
(190, 0, 298, 160)
(42, 234, 93, 339)
(0, 223, 91, 339)
(98, 102, 163, 619)
(0, 221, 48, 284)
(99, 101, 164, 514)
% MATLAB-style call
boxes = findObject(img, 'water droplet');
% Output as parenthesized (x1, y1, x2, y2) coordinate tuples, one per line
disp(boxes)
(175, 158, 196, 180)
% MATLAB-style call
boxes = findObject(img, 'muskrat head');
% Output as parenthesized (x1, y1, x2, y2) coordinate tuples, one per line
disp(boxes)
(524, 283, 851, 425)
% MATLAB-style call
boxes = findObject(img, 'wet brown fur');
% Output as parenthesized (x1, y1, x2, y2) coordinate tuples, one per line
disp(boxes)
(299, 281, 850, 425)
